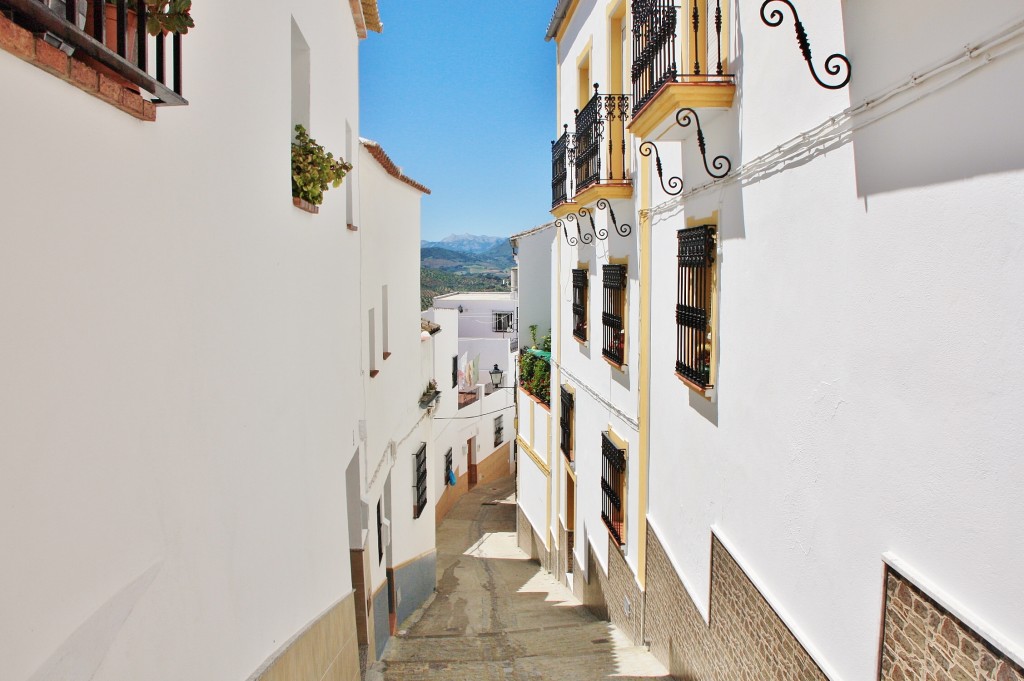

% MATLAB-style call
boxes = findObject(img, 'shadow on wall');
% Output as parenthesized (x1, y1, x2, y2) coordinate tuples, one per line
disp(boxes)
(843, 0, 1024, 197)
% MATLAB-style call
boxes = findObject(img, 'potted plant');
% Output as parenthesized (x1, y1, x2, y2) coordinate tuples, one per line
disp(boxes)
(418, 380, 440, 408)
(291, 124, 352, 214)
(80, 0, 192, 91)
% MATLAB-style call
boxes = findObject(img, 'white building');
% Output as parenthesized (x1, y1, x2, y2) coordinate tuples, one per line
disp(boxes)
(518, 1, 1024, 680)
(432, 291, 518, 344)
(0, 1, 433, 679)
(422, 301, 517, 525)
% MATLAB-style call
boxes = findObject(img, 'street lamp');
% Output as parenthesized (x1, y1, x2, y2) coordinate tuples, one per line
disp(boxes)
(490, 364, 504, 388)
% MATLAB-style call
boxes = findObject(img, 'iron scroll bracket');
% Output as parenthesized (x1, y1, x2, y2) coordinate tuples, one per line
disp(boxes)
(760, 0, 851, 90)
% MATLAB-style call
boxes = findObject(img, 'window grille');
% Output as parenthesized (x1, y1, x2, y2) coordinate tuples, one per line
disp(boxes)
(572, 269, 588, 342)
(510, 337, 519, 353)
(444, 448, 453, 485)
(494, 415, 504, 447)
(600, 432, 626, 546)
(492, 311, 514, 333)
(560, 386, 574, 462)
(413, 443, 427, 519)
(602, 265, 627, 365)
(376, 499, 384, 563)
(452, 355, 458, 389)
(676, 225, 716, 390)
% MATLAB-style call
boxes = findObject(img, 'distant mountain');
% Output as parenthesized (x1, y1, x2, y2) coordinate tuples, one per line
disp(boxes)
(419, 237, 515, 310)
(421, 233, 506, 254)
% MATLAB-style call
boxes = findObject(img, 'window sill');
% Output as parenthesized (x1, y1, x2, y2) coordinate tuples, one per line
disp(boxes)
(347, 223, 358, 231)
(603, 355, 627, 372)
(293, 197, 320, 214)
(382, 352, 392, 360)
(676, 372, 713, 399)
(573, 334, 588, 346)
(369, 369, 380, 378)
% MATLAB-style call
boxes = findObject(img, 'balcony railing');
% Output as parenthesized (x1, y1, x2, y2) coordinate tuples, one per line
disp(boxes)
(574, 86, 631, 194)
(3, 0, 187, 105)
(631, 0, 731, 116)
(551, 125, 572, 208)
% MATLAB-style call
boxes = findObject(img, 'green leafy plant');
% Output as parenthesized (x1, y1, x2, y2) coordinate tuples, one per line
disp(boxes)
(291, 125, 352, 206)
(144, 0, 194, 36)
(518, 326, 551, 405)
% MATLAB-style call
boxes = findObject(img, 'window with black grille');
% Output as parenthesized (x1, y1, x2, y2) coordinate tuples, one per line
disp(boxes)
(600, 432, 626, 546)
(572, 269, 588, 342)
(376, 499, 384, 563)
(444, 448, 453, 485)
(492, 311, 514, 332)
(602, 264, 627, 365)
(676, 225, 716, 391)
(452, 355, 458, 389)
(494, 415, 504, 447)
(413, 443, 427, 519)
(560, 386, 574, 462)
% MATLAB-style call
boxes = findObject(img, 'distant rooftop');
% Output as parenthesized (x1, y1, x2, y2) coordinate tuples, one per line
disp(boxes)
(510, 222, 556, 241)
(434, 292, 513, 301)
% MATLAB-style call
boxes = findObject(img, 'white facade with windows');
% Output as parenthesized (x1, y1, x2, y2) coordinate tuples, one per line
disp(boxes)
(518, 0, 1024, 679)
(0, 0, 434, 678)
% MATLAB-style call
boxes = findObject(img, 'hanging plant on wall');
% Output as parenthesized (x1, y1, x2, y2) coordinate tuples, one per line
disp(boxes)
(291, 124, 353, 211)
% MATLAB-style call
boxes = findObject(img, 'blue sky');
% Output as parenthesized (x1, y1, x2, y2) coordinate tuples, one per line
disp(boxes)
(360, 0, 556, 241)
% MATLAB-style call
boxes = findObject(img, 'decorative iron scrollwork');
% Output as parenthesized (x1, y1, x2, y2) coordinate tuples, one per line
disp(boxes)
(760, 0, 851, 90)
(676, 108, 731, 179)
(638, 141, 684, 196)
(596, 199, 632, 238)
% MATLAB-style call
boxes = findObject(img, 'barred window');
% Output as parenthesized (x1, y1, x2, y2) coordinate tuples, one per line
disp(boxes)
(676, 225, 716, 391)
(559, 386, 574, 462)
(602, 264, 627, 365)
(600, 432, 626, 546)
(494, 415, 504, 447)
(452, 355, 458, 389)
(376, 499, 384, 563)
(413, 443, 427, 519)
(444, 448, 453, 485)
(492, 311, 514, 332)
(572, 268, 588, 342)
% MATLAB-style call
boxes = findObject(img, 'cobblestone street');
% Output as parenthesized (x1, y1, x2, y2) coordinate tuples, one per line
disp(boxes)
(376, 475, 671, 681)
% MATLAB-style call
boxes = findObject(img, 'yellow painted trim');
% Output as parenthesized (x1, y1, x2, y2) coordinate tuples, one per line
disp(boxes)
(637, 150, 652, 589)
(628, 83, 736, 140)
(553, 203, 564, 556)
(576, 37, 593, 110)
(551, 201, 579, 219)
(574, 182, 633, 207)
(518, 436, 551, 476)
(554, 0, 583, 43)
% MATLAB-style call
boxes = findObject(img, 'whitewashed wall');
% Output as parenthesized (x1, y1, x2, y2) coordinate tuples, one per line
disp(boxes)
(646, 1, 1024, 680)
(433, 292, 516, 340)
(358, 142, 434, 596)
(0, 2, 366, 680)
(512, 226, 556, 347)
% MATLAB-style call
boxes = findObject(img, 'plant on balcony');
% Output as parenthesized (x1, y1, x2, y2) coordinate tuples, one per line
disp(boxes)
(292, 125, 353, 207)
(519, 325, 551, 406)
(418, 379, 440, 408)
(144, 0, 194, 35)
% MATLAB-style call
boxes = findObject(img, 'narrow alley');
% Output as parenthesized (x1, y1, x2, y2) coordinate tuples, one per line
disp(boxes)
(374, 476, 671, 681)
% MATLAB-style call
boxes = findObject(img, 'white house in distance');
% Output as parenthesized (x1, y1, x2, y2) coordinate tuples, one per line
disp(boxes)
(517, 1, 1024, 680)
(0, 1, 434, 680)
(425, 291, 517, 520)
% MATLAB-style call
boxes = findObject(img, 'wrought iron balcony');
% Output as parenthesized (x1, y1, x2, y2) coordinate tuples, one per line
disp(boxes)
(551, 125, 573, 209)
(573, 85, 631, 196)
(2, 0, 187, 105)
(631, 0, 732, 117)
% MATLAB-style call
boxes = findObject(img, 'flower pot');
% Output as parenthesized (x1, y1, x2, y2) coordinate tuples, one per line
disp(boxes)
(81, 3, 142, 92)
(85, 3, 140, 63)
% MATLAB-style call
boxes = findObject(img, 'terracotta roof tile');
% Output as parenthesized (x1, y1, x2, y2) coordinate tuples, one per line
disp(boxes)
(361, 139, 432, 195)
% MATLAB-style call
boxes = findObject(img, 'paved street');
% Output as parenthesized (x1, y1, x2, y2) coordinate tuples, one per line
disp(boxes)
(377, 475, 671, 681)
